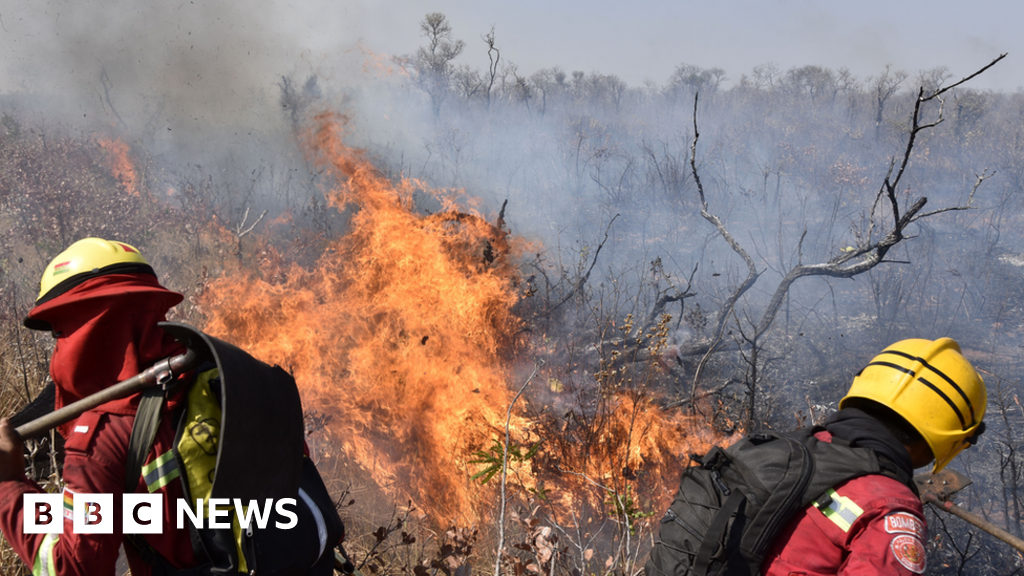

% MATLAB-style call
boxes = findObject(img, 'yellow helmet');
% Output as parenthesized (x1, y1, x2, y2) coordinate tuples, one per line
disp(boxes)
(34, 237, 152, 304)
(841, 337, 986, 473)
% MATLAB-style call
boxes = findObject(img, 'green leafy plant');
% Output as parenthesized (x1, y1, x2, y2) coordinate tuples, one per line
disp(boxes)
(606, 484, 654, 535)
(469, 438, 542, 485)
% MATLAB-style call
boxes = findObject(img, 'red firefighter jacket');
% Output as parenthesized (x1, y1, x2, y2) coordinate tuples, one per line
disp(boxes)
(0, 273, 199, 575)
(761, 430, 929, 576)
(0, 408, 200, 576)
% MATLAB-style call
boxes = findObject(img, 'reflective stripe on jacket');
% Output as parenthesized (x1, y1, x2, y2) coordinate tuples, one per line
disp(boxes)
(0, 408, 199, 576)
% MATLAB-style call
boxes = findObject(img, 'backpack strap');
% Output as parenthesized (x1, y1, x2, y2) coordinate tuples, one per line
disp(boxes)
(124, 375, 218, 576)
(693, 490, 745, 575)
(809, 446, 920, 528)
(125, 385, 167, 492)
(122, 385, 173, 573)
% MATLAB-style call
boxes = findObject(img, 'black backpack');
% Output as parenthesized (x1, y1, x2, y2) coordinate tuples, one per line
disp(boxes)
(124, 323, 345, 576)
(644, 427, 914, 576)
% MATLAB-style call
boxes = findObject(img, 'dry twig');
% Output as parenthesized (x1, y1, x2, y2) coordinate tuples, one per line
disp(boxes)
(495, 360, 543, 576)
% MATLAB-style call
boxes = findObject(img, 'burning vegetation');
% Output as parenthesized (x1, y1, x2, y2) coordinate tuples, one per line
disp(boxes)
(2, 13, 1024, 576)
(97, 137, 140, 197)
(195, 112, 726, 537)
(200, 112, 531, 521)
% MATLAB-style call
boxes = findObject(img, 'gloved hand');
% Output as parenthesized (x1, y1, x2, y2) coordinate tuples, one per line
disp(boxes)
(0, 418, 25, 482)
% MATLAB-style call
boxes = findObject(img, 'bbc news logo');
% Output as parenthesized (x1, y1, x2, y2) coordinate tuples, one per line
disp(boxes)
(24, 493, 298, 534)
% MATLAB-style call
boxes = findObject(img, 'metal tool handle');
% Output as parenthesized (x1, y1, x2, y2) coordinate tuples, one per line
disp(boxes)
(922, 492, 1024, 554)
(14, 348, 202, 440)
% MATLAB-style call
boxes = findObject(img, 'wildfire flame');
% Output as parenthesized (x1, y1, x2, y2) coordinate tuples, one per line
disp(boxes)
(199, 111, 735, 525)
(97, 137, 140, 196)
(201, 112, 529, 520)
(353, 42, 410, 78)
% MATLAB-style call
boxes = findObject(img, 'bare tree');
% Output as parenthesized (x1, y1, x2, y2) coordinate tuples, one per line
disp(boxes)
(870, 65, 909, 141)
(484, 26, 500, 110)
(409, 13, 465, 119)
(278, 74, 321, 136)
(666, 64, 727, 102)
(529, 68, 563, 118)
(916, 66, 953, 95)
(686, 55, 1007, 420)
(750, 62, 781, 91)
(783, 65, 837, 103)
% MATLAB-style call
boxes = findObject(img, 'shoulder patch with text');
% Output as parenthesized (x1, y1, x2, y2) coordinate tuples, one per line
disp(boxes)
(884, 512, 925, 538)
(890, 534, 926, 574)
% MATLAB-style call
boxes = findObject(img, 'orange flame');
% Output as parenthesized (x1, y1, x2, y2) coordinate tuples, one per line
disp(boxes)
(530, 375, 736, 522)
(199, 112, 736, 526)
(97, 137, 140, 196)
(352, 42, 410, 78)
(201, 112, 528, 520)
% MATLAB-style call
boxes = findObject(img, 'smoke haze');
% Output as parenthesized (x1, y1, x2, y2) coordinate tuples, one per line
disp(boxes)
(2, 4, 1024, 571)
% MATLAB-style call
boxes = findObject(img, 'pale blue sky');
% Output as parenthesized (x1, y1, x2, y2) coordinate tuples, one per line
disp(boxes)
(0, 0, 1019, 132)
(341, 0, 1020, 90)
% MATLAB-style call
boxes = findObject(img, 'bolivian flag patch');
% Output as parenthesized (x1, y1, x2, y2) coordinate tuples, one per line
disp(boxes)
(52, 261, 72, 277)
(62, 488, 76, 521)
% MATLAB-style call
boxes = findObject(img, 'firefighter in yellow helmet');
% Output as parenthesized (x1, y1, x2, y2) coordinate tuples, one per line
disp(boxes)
(841, 337, 987, 473)
(0, 238, 199, 575)
(762, 337, 986, 575)
(0, 237, 343, 575)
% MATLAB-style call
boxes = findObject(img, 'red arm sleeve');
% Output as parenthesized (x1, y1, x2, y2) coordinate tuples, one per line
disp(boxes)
(839, 498, 928, 575)
(0, 472, 51, 572)
(0, 412, 126, 576)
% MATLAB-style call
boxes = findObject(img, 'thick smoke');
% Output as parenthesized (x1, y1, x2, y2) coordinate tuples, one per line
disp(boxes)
(4, 3, 1019, 414)
(0, 2, 321, 161)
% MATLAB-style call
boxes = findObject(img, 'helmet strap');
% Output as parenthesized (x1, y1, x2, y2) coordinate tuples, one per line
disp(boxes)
(966, 421, 987, 445)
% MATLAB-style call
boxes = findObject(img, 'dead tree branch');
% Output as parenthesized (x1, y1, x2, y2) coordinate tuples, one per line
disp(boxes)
(931, 54, 1007, 99)
(684, 56, 1005, 409)
(544, 214, 619, 316)
(99, 66, 130, 132)
(688, 92, 761, 407)
(754, 56, 1005, 338)
(915, 168, 993, 219)
(646, 258, 698, 329)
(234, 206, 268, 239)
